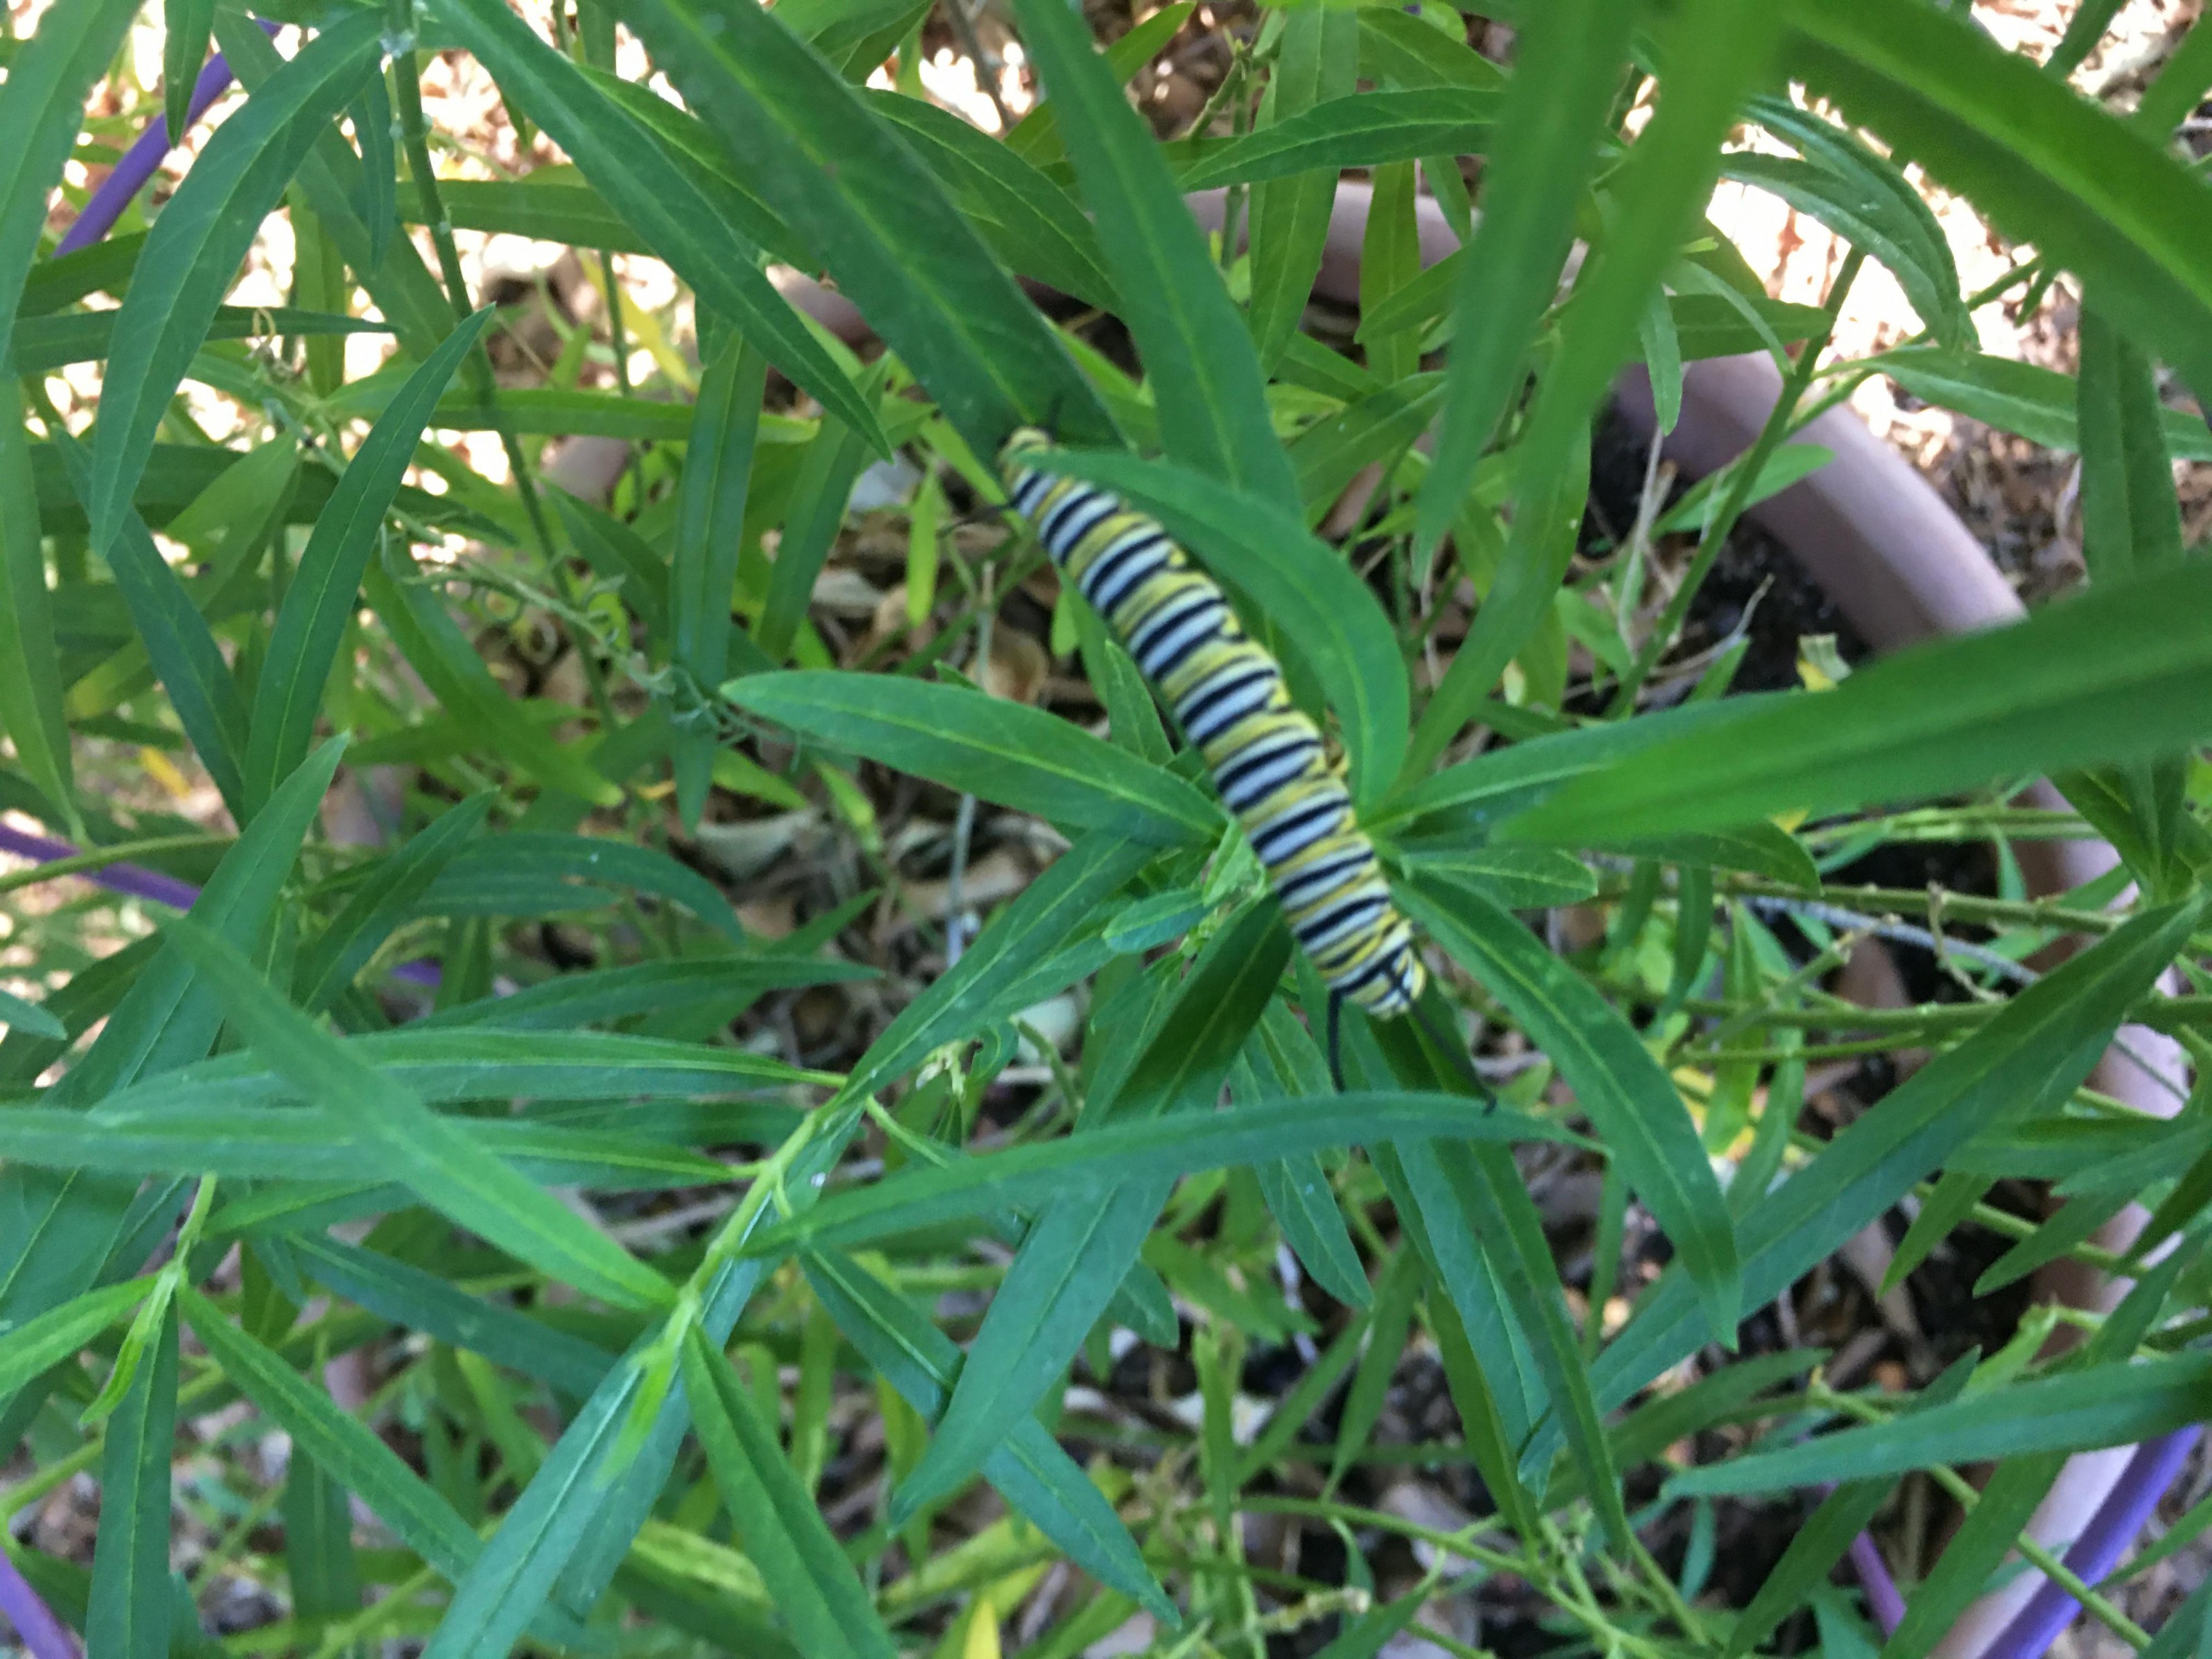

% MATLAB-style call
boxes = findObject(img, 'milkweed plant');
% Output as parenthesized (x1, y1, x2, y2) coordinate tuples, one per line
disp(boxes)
(1, 0, 2209, 1655)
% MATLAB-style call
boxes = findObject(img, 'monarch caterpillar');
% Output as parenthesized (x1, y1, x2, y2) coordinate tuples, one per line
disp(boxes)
(999, 427, 1432, 1057)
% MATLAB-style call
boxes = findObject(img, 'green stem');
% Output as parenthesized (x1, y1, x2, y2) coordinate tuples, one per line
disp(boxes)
(1609, 246, 1866, 712)
(384, 15, 621, 738)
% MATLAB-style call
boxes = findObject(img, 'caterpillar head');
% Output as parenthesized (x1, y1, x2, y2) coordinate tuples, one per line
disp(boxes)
(999, 425, 1053, 487)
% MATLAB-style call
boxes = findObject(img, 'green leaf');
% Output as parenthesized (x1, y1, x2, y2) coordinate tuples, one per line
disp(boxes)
(672, 334, 769, 826)
(440, 0, 887, 455)
(1378, 695, 1769, 835)
(865, 93, 1116, 308)
(1009, 0, 1293, 507)
(160, 915, 677, 1311)
(801, 1248, 1175, 1622)
(1412, 0, 1634, 556)
(0, 986, 64, 1042)
(0, 0, 141, 371)
(617, 0, 1114, 456)
(753, 1091, 1562, 1259)
(1411, 0, 1783, 769)
(52, 430, 251, 818)
(1180, 87, 1497, 189)
(179, 1286, 484, 1578)
(1672, 1350, 2212, 1498)
(839, 828, 1158, 1106)
(726, 671, 1219, 846)
(1579, 898, 2201, 1451)
(1026, 448, 1409, 807)
(292, 1237, 614, 1397)
(350, 69, 397, 270)
(894, 906, 1290, 1519)
(0, 1279, 149, 1401)
(552, 492, 671, 641)
(420, 955, 869, 1033)
(757, 388, 880, 663)
(1785, 0, 2212, 398)
(95, 1025, 814, 1121)
(86, 1297, 180, 1659)
(245, 309, 492, 816)
(1738, 94, 1970, 351)
(281, 1453, 361, 1633)
(418, 1179, 832, 1659)
(1870, 346, 2212, 460)
(680, 1329, 899, 1659)
(1880, 1255, 2186, 1659)
(163, 0, 220, 143)
(1, 1100, 731, 1191)
(1725, 1352, 1975, 1658)
(1503, 559, 2212, 841)
(1248, 9, 1358, 373)
(1395, 845, 1597, 908)
(364, 552, 623, 807)
(575, 70, 811, 267)
(0, 389, 74, 832)
(1405, 873, 1739, 1339)
(10, 302, 390, 373)
(1358, 8, 1506, 93)
(2077, 303, 2190, 892)
(292, 792, 495, 1011)
(425, 832, 744, 944)
(86, 10, 381, 556)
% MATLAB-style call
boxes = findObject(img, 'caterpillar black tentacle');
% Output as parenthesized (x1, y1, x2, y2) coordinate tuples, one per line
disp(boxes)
(1000, 427, 1427, 1043)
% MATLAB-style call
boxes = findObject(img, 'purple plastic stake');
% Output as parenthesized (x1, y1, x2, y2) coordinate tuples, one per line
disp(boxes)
(53, 21, 280, 259)
(1983, 1427, 2204, 1659)
(0, 821, 440, 988)
(0, 1546, 79, 1659)
(1852, 1533, 1909, 1635)
(0, 820, 205, 910)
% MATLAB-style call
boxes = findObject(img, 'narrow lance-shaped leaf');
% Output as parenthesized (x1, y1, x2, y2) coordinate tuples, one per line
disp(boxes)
(88, 10, 383, 556)
(160, 916, 678, 1313)
(440, 0, 888, 455)
(1571, 898, 2202, 1461)
(672, 334, 768, 829)
(1245, 8, 1356, 373)
(1010, 0, 1295, 508)
(292, 791, 496, 1011)
(245, 308, 492, 816)
(86, 1298, 181, 1659)
(1503, 557, 2212, 842)
(1671, 1351, 2212, 1498)
(1402, 875, 1742, 1342)
(53, 431, 250, 817)
(726, 671, 1220, 847)
(1785, 0, 2212, 400)
(616, 0, 1114, 456)
(894, 906, 1291, 1520)
(1407, 0, 1783, 774)
(803, 1248, 1177, 1622)
(0, 0, 142, 369)
(680, 1328, 900, 1659)
(178, 1282, 600, 1649)
(0, 386, 73, 832)
(749, 1091, 1562, 1258)
(1411, 0, 1633, 558)
(163, 0, 220, 142)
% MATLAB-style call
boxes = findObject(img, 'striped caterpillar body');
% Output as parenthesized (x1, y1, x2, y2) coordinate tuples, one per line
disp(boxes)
(1000, 427, 1426, 1021)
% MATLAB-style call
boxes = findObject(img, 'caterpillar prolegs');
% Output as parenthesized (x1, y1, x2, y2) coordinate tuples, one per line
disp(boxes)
(998, 429, 1436, 1076)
